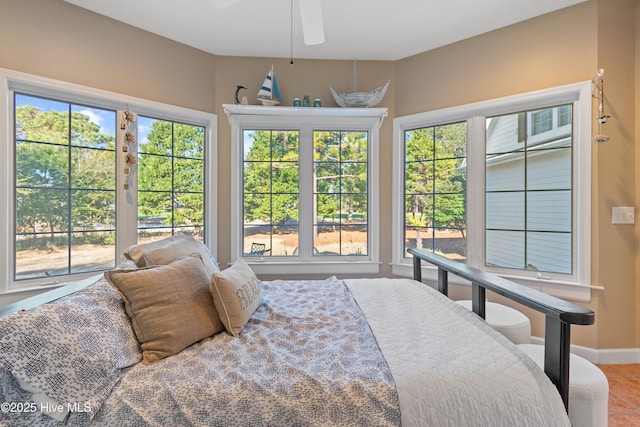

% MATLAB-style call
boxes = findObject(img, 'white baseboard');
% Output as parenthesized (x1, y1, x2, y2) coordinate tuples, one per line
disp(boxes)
(531, 336, 640, 364)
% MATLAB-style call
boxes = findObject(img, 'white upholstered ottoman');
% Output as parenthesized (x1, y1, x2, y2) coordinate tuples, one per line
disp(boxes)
(455, 300, 531, 344)
(518, 343, 609, 427)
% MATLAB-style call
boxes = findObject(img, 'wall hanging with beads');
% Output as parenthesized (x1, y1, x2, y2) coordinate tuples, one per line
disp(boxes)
(120, 107, 137, 190)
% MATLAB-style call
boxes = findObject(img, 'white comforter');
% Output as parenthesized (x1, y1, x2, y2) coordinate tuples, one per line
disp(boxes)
(345, 278, 571, 427)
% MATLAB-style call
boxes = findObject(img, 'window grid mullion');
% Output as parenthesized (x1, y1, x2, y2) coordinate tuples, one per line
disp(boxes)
(299, 126, 313, 259)
(269, 130, 274, 254)
(338, 131, 343, 255)
(66, 103, 72, 275)
(433, 127, 440, 250)
(523, 113, 528, 270)
(171, 122, 175, 233)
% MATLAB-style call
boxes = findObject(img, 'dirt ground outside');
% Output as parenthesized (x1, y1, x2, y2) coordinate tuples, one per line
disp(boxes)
(16, 243, 116, 279)
(244, 226, 466, 260)
(16, 229, 466, 279)
(15, 233, 175, 279)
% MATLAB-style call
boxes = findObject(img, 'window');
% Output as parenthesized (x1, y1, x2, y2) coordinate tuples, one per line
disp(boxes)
(243, 129, 299, 256)
(531, 108, 553, 135)
(403, 122, 467, 260)
(137, 116, 206, 241)
(485, 106, 572, 274)
(1, 68, 217, 292)
(314, 130, 369, 257)
(558, 105, 571, 127)
(226, 105, 386, 275)
(14, 94, 117, 280)
(392, 82, 591, 300)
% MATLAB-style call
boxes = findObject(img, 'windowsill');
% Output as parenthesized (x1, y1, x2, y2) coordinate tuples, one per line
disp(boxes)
(1, 273, 103, 296)
(0, 273, 104, 315)
(241, 259, 381, 276)
(390, 262, 600, 302)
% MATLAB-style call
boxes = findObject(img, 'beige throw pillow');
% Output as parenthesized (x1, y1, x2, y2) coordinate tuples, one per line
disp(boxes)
(105, 253, 224, 364)
(142, 235, 220, 276)
(124, 234, 189, 267)
(210, 259, 262, 337)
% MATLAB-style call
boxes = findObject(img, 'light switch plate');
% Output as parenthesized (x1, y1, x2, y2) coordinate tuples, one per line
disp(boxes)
(612, 207, 635, 224)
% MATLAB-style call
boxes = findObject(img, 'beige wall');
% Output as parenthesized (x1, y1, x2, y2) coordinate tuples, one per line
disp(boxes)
(0, 0, 217, 112)
(394, 3, 597, 117)
(636, 0, 640, 347)
(592, 0, 637, 349)
(1, 0, 638, 351)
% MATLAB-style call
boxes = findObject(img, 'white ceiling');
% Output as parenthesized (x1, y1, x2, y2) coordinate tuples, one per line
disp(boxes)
(64, 0, 586, 61)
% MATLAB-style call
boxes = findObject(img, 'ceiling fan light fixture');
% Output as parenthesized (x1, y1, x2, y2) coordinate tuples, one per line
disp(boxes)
(299, 0, 325, 45)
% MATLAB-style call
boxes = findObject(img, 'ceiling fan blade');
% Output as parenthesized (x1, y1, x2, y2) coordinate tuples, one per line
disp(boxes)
(210, 0, 240, 9)
(299, 0, 325, 45)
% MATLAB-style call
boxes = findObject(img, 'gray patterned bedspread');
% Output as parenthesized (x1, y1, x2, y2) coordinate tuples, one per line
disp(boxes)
(92, 278, 400, 426)
(1, 276, 571, 426)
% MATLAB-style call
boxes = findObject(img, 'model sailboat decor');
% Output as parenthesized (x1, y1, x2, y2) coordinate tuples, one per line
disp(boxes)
(257, 66, 281, 106)
(330, 60, 389, 108)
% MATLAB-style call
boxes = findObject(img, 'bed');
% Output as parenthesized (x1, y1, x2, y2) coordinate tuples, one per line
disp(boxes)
(0, 235, 593, 426)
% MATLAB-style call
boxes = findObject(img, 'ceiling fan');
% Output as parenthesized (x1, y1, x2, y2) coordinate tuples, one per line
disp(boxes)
(211, 0, 325, 45)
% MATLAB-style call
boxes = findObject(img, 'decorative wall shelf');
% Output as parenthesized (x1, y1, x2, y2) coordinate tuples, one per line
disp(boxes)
(223, 104, 388, 127)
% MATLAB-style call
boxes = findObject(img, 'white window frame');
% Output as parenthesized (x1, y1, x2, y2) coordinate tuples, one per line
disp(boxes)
(0, 68, 217, 294)
(392, 81, 593, 301)
(224, 104, 386, 275)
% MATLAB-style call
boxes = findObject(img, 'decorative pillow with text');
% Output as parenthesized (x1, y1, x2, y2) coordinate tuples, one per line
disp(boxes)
(210, 259, 262, 337)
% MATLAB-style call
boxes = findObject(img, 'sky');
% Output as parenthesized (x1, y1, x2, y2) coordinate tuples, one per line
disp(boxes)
(14, 93, 183, 148)
(15, 93, 116, 138)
